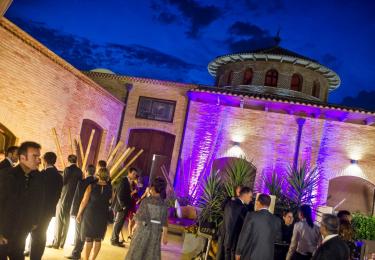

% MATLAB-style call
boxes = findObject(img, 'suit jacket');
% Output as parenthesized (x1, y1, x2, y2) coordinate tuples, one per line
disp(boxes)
(312, 236, 350, 260)
(0, 165, 44, 239)
(42, 166, 63, 218)
(0, 158, 12, 170)
(70, 175, 96, 217)
(112, 177, 131, 212)
(235, 209, 282, 260)
(58, 164, 82, 211)
(223, 198, 248, 250)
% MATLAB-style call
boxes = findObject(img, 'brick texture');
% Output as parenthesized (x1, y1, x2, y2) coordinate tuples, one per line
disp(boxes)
(179, 100, 375, 205)
(217, 61, 329, 102)
(0, 18, 124, 169)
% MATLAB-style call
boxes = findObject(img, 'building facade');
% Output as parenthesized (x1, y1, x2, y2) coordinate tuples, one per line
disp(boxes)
(1, 12, 375, 215)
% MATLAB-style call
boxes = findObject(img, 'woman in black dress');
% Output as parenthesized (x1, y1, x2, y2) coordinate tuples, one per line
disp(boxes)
(77, 167, 112, 260)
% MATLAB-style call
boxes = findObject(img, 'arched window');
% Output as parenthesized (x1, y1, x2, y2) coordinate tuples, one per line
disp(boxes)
(313, 81, 320, 98)
(264, 69, 278, 87)
(243, 68, 253, 85)
(227, 71, 233, 85)
(291, 74, 303, 91)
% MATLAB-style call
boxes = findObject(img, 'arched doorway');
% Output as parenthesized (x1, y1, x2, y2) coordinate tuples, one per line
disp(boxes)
(327, 176, 375, 216)
(127, 129, 175, 186)
(212, 157, 257, 190)
(0, 122, 16, 153)
(78, 119, 103, 167)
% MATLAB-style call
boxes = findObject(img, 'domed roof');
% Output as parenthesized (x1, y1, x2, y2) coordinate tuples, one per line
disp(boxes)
(208, 46, 341, 91)
(90, 68, 115, 74)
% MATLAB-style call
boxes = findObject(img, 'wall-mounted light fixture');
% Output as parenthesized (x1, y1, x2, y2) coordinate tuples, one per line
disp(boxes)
(240, 98, 244, 109)
(350, 159, 358, 164)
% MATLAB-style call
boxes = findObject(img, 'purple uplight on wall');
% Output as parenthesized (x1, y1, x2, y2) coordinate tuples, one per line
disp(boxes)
(175, 95, 227, 200)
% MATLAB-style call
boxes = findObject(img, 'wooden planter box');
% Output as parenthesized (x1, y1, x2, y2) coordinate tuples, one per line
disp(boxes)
(360, 240, 375, 260)
(181, 233, 207, 260)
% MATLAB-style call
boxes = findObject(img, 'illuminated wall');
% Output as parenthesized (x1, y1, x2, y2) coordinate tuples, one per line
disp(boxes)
(176, 90, 375, 208)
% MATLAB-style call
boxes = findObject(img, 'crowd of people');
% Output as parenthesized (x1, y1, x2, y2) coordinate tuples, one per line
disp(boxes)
(0, 142, 169, 260)
(0, 142, 362, 260)
(217, 186, 356, 260)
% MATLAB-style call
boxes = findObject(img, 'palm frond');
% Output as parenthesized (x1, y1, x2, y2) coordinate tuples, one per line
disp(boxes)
(223, 157, 256, 197)
(286, 162, 322, 207)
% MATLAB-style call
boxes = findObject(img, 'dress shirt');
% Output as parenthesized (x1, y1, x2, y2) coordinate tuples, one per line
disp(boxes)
(286, 219, 321, 260)
(322, 234, 338, 244)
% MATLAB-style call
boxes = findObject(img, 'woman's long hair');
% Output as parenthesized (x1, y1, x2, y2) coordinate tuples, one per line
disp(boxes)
(299, 204, 314, 228)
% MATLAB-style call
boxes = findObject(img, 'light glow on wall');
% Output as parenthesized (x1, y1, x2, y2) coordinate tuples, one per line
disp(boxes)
(341, 163, 366, 179)
(225, 144, 246, 158)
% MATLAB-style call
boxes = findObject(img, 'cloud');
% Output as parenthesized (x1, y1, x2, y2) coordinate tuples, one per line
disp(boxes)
(156, 11, 178, 24)
(268, 0, 284, 12)
(8, 17, 203, 83)
(243, 0, 260, 11)
(152, 0, 222, 38)
(340, 90, 375, 111)
(228, 21, 268, 37)
(226, 21, 276, 53)
(321, 53, 342, 69)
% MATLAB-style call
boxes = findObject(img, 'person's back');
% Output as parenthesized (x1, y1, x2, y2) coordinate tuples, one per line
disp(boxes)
(60, 163, 82, 208)
(292, 220, 320, 253)
(312, 236, 349, 260)
(235, 194, 281, 260)
(247, 210, 280, 259)
(287, 205, 320, 260)
(312, 214, 350, 260)
(43, 166, 63, 216)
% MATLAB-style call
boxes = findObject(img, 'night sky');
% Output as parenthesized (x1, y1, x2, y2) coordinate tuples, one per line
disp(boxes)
(5, 0, 375, 110)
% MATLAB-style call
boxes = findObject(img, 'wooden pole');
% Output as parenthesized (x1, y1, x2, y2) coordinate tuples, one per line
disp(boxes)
(111, 149, 143, 184)
(82, 129, 95, 171)
(161, 165, 173, 188)
(109, 147, 134, 176)
(97, 130, 107, 160)
(68, 128, 74, 155)
(107, 136, 115, 160)
(77, 136, 84, 164)
(51, 128, 66, 169)
(107, 141, 123, 166)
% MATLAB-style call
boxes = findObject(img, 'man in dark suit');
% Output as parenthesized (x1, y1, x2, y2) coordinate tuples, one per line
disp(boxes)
(221, 187, 253, 260)
(235, 194, 282, 260)
(312, 214, 350, 260)
(110, 167, 138, 247)
(28, 152, 63, 260)
(65, 164, 97, 260)
(0, 146, 18, 170)
(50, 155, 82, 249)
(0, 141, 43, 260)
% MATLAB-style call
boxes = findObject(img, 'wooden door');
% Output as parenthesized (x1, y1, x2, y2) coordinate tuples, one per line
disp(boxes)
(79, 119, 103, 168)
(0, 123, 16, 152)
(127, 129, 175, 186)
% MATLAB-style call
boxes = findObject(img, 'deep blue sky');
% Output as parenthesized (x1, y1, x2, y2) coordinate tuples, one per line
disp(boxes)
(5, 0, 375, 109)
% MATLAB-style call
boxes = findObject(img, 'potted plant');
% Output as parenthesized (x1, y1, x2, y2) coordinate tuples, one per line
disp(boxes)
(262, 162, 321, 215)
(352, 213, 375, 259)
(222, 157, 256, 197)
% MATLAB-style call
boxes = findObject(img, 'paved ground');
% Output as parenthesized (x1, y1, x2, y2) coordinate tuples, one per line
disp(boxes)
(25, 219, 183, 260)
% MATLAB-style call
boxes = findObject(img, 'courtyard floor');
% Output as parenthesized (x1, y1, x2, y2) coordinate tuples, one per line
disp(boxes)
(26, 222, 183, 260)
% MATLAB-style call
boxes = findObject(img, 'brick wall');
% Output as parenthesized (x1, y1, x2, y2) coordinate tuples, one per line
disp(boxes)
(178, 99, 375, 205)
(217, 60, 330, 102)
(117, 79, 193, 181)
(0, 18, 124, 169)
